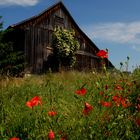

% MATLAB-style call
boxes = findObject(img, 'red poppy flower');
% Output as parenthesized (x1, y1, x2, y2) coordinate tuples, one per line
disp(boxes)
(60, 138, 66, 140)
(26, 96, 42, 109)
(85, 102, 93, 110)
(60, 135, 67, 140)
(48, 111, 57, 117)
(75, 88, 86, 96)
(48, 130, 55, 140)
(114, 84, 123, 90)
(112, 95, 119, 102)
(121, 98, 128, 108)
(10, 138, 20, 140)
(83, 102, 93, 115)
(112, 95, 121, 106)
(112, 95, 129, 108)
(96, 50, 108, 58)
(101, 101, 112, 107)
(99, 91, 104, 96)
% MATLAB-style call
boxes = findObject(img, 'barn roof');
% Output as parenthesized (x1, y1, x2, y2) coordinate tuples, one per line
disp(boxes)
(10, 1, 100, 49)
(9, 1, 114, 68)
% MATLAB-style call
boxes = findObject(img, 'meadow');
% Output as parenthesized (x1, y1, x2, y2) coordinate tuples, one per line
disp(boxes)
(0, 70, 140, 140)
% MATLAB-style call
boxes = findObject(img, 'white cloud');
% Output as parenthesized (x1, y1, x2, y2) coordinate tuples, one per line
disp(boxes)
(82, 21, 140, 51)
(0, 0, 40, 6)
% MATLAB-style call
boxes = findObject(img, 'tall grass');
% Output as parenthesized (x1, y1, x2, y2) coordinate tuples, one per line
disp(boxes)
(0, 70, 140, 140)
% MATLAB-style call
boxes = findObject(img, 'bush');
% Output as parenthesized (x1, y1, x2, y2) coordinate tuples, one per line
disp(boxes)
(52, 27, 80, 71)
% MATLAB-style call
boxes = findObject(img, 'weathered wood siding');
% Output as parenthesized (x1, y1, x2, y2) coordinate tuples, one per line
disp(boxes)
(22, 7, 101, 73)
(9, 2, 114, 73)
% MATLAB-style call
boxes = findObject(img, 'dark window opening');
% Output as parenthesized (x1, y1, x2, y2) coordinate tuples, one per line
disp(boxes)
(55, 15, 64, 27)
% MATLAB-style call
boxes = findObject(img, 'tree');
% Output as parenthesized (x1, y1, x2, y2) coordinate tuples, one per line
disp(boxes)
(0, 16, 24, 76)
(0, 16, 3, 41)
(0, 16, 3, 30)
(52, 27, 80, 71)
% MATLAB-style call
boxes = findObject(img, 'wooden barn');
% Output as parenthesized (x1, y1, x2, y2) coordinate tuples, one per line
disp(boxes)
(8, 1, 114, 73)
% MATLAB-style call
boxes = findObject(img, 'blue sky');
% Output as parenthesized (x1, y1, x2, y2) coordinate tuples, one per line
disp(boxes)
(0, 0, 140, 71)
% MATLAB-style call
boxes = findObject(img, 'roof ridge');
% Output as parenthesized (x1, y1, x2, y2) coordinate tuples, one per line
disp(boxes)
(9, 1, 64, 28)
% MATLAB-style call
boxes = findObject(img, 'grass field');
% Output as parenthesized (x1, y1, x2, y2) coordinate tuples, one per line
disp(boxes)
(0, 70, 140, 140)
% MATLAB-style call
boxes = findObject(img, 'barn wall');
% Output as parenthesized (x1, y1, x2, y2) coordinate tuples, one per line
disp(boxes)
(23, 6, 102, 73)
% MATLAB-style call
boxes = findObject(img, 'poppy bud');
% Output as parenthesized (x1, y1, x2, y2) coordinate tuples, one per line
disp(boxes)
(48, 130, 55, 140)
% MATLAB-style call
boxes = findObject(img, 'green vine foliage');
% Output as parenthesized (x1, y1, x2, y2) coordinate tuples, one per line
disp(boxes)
(52, 27, 80, 70)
